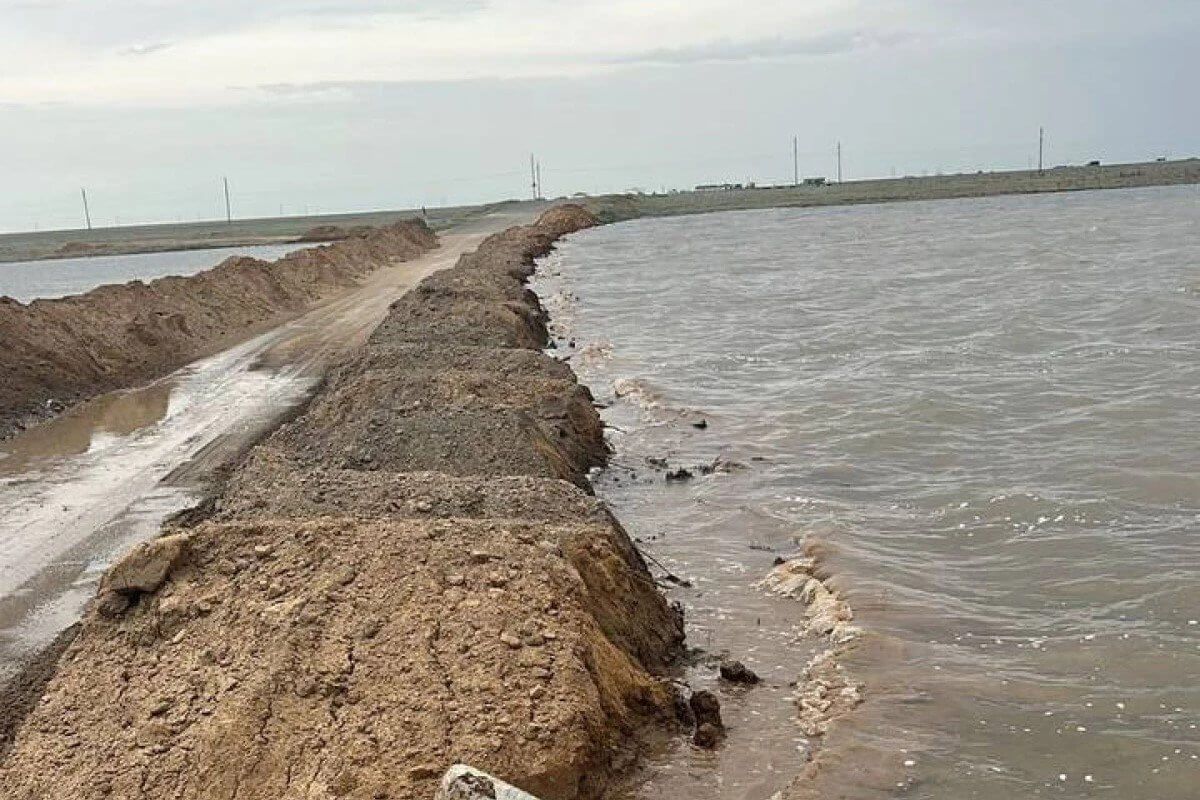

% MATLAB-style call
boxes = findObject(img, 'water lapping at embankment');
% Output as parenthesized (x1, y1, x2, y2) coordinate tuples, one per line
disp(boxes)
(0, 220, 438, 440)
(0, 206, 696, 800)
(536, 190, 1200, 799)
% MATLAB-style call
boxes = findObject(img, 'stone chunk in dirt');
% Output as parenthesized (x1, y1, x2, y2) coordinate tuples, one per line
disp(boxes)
(438, 765, 539, 800)
(101, 532, 189, 596)
(719, 659, 761, 685)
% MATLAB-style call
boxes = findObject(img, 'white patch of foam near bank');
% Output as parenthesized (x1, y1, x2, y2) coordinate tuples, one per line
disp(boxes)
(757, 550, 864, 738)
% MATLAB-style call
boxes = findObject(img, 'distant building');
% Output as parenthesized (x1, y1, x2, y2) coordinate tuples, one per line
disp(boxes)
(803, 177, 827, 186)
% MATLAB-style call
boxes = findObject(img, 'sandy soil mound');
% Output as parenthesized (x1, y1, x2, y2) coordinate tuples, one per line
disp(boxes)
(297, 224, 376, 242)
(0, 517, 675, 800)
(0, 219, 437, 440)
(0, 205, 687, 800)
(369, 297, 549, 350)
(330, 343, 577, 388)
(266, 366, 605, 480)
(210, 456, 610, 524)
(533, 206, 600, 238)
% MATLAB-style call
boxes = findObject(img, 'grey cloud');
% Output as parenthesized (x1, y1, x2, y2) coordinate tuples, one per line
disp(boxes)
(0, 0, 486, 50)
(606, 30, 917, 66)
(120, 40, 172, 56)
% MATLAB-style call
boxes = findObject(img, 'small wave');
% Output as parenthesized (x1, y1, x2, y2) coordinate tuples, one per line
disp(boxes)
(757, 545, 864, 738)
(757, 552, 860, 643)
(574, 339, 613, 368)
(613, 376, 664, 409)
(611, 376, 712, 427)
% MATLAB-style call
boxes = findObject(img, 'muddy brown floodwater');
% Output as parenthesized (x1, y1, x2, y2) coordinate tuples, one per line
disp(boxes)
(0, 214, 534, 688)
(535, 185, 1200, 800)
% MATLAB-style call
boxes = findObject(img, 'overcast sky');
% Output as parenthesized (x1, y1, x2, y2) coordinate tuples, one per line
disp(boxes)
(1, 0, 1196, 231)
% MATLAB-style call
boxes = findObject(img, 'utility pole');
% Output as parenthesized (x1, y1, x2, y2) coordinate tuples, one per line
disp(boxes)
(536, 160, 543, 200)
(793, 136, 799, 186)
(223, 177, 232, 223)
(1038, 127, 1045, 175)
(837, 141, 843, 183)
(80, 187, 92, 231)
(530, 154, 538, 201)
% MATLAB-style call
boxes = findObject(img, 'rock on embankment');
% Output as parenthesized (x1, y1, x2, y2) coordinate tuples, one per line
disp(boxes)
(0, 219, 438, 440)
(0, 205, 687, 800)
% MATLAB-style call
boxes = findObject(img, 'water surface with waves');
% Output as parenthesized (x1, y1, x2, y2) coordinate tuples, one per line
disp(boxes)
(539, 185, 1199, 799)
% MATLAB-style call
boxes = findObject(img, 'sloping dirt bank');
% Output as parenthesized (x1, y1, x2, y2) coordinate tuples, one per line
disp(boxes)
(0, 206, 689, 800)
(0, 219, 438, 440)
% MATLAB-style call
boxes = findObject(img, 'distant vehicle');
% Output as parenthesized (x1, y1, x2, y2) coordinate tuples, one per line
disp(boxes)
(1156, 157, 1168, 162)
(1087, 160, 1101, 166)
(803, 177, 827, 186)
(695, 183, 744, 192)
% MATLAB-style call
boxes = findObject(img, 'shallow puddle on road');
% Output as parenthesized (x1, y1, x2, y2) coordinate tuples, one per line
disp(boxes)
(0, 378, 178, 475)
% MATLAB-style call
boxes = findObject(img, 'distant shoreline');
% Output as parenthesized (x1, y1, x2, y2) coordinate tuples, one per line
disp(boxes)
(583, 158, 1200, 223)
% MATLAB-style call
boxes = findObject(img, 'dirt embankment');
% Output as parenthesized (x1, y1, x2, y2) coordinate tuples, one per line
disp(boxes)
(0, 219, 439, 440)
(0, 205, 691, 800)
(296, 224, 378, 243)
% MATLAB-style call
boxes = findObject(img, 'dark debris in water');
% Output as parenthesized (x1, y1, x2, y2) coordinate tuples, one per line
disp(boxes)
(718, 660, 761, 686)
